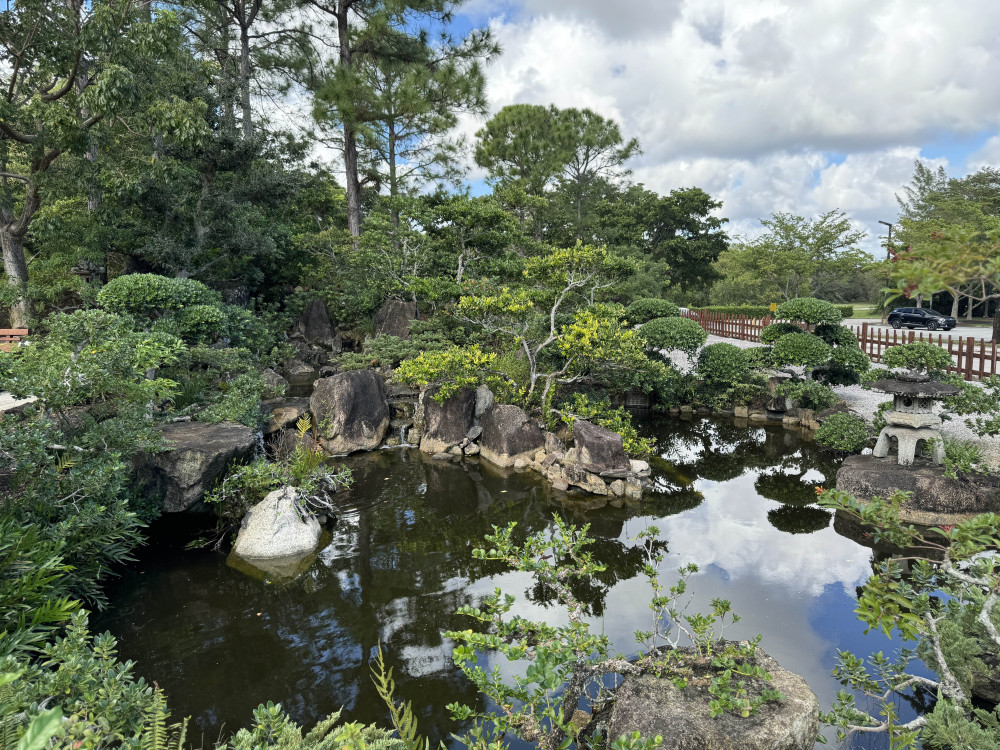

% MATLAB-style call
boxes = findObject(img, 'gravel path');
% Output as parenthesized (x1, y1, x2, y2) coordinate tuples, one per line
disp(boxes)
(672, 335, 1000, 471)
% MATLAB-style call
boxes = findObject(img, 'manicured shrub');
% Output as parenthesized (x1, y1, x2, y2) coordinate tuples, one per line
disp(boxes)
(697, 342, 751, 386)
(153, 303, 225, 344)
(760, 322, 802, 345)
(883, 342, 953, 375)
(815, 322, 858, 348)
(815, 412, 870, 453)
(641, 316, 707, 356)
(776, 380, 839, 411)
(97, 273, 221, 317)
(625, 297, 680, 325)
(775, 297, 844, 325)
(690, 304, 854, 318)
(771, 332, 831, 369)
(829, 344, 870, 374)
(744, 346, 773, 369)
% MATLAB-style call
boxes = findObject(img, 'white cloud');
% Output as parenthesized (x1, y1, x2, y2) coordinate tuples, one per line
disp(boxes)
(466, 0, 1000, 244)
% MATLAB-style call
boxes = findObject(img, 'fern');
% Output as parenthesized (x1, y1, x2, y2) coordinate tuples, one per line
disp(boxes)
(138, 690, 187, 750)
(371, 643, 428, 750)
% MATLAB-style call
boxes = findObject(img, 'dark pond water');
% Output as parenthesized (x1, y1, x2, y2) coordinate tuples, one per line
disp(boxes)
(95, 417, 926, 748)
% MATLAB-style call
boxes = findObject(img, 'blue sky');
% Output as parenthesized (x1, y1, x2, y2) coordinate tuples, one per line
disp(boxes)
(443, 0, 1000, 251)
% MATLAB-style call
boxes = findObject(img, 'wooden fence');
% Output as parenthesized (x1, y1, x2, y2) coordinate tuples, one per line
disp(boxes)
(682, 310, 999, 382)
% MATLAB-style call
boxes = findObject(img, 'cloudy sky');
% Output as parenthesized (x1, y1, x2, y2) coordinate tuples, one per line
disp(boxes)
(448, 0, 1000, 249)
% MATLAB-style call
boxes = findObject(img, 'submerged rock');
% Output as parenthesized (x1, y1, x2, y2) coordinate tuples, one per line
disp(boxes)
(136, 421, 255, 512)
(310, 370, 390, 454)
(597, 646, 819, 750)
(232, 486, 321, 560)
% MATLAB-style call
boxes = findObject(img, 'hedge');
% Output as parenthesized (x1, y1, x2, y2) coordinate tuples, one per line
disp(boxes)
(691, 304, 855, 318)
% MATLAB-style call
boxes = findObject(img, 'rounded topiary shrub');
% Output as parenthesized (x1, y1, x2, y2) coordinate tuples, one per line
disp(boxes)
(814, 322, 858, 348)
(829, 344, 870, 374)
(98, 273, 221, 318)
(744, 345, 773, 369)
(775, 297, 844, 325)
(625, 298, 681, 325)
(882, 342, 953, 375)
(771, 332, 832, 369)
(760, 322, 803, 345)
(641, 316, 707, 356)
(697, 342, 751, 386)
(815, 412, 870, 453)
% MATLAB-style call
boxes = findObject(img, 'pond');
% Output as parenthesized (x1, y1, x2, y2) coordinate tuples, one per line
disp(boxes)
(95, 417, 924, 748)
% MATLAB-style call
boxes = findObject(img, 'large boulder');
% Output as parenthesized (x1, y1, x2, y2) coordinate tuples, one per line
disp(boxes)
(479, 404, 545, 468)
(373, 298, 418, 339)
(419, 387, 477, 455)
(569, 420, 630, 476)
(310, 370, 390, 454)
(231, 487, 321, 560)
(599, 647, 819, 750)
(836, 454, 1000, 525)
(295, 299, 342, 352)
(261, 397, 310, 436)
(137, 421, 255, 512)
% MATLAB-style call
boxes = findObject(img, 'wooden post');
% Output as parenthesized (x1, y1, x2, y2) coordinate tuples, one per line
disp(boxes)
(966, 336, 976, 380)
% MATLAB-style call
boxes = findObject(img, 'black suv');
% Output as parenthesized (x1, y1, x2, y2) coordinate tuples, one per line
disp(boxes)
(887, 307, 957, 331)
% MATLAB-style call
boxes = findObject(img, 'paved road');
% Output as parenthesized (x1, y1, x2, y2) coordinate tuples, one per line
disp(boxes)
(847, 318, 995, 343)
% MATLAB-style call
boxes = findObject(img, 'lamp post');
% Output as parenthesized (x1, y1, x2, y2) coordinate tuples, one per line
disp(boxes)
(878, 220, 894, 323)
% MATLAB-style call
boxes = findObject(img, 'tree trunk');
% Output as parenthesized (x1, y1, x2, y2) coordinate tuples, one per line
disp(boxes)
(336, 1, 362, 238)
(240, 24, 253, 140)
(993, 306, 999, 344)
(1, 226, 30, 328)
(388, 121, 398, 229)
(951, 292, 959, 317)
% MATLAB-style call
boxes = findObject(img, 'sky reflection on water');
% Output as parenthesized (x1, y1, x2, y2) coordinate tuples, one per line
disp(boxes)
(95, 417, 919, 749)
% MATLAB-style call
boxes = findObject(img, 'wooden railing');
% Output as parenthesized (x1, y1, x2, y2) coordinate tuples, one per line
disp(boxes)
(0, 328, 28, 353)
(681, 311, 998, 382)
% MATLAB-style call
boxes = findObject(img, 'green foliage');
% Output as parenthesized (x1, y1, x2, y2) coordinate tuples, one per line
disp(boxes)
(197, 372, 266, 427)
(558, 393, 655, 457)
(759, 322, 802, 345)
(775, 381, 839, 411)
(774, 297, 844, 325)
(814, 322, 857, 347)
(691, 304, 855, 318)
(696, 343, 750, 387)
(815, 413, 870, 453)
(770, 332, 831, 370)
(371, 644, 427, 750)
(942, 374, 1000, 438)
(941, 438, 988, 480)
(882, 342, 953, 375)
(394, 345, 507, 402)
(742, 346, 773, 369)
(338, 333, 454, 371)
(828, 344, 870, 374)
(625, 298, 680, 325)
(0, 519, 80, 657)
(1, 612, 158, 749)
(1, 310, 184, 409)
(226, 703, 404, 750)
(446, 517, 779, 750)
(817, 489, 1000, 746)
(97, 274, 221, 319)
(640, 317, 707, 357)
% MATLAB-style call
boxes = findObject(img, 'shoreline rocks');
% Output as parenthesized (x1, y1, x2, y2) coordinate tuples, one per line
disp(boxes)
(592, 645, 819, 750)
(136, 421, 255, 513)
(231, 486, 321, 560)
(310, 370, 390, 454)
(836, 454, 1000, 525)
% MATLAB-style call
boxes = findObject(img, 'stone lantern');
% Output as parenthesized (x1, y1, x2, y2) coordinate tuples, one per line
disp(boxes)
(871, 373, 959, 466)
